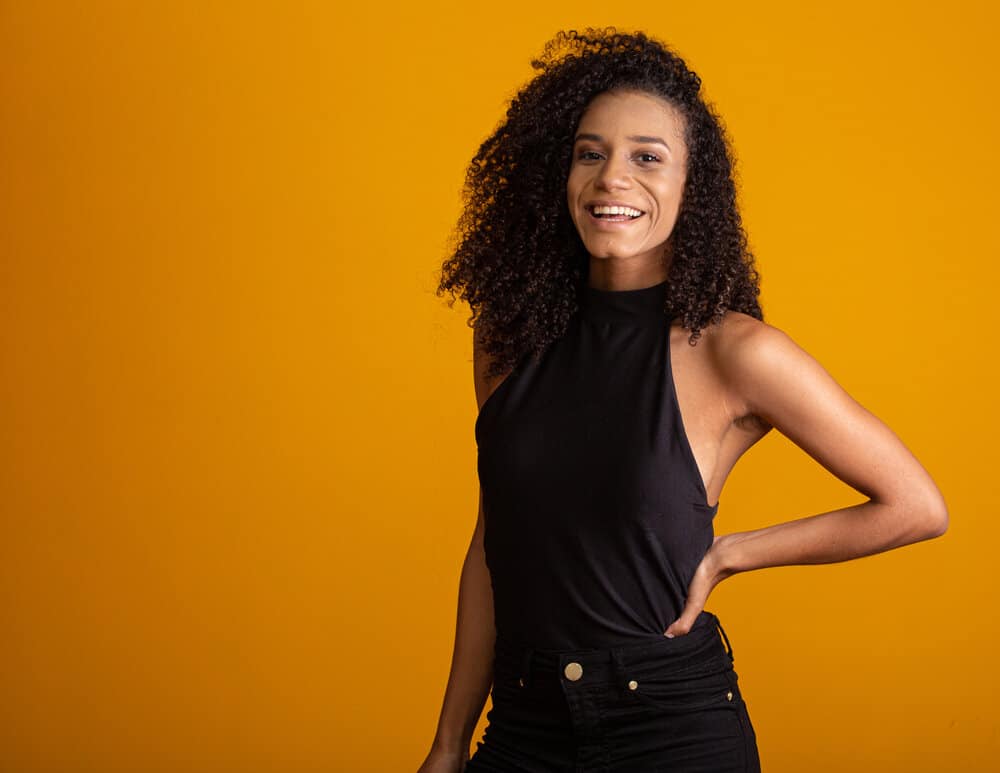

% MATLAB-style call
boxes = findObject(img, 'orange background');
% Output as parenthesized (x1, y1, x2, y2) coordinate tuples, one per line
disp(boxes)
(1, 2, 996, 771)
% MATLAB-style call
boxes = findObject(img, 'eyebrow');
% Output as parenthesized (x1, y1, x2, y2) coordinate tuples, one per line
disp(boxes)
(574, 133, 672, 152)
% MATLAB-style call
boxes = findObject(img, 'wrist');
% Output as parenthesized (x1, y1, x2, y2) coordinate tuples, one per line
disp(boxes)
(710, 533, 744, 578)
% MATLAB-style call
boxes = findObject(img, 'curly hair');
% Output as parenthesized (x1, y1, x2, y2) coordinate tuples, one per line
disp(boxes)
(437, 27, 763, 379)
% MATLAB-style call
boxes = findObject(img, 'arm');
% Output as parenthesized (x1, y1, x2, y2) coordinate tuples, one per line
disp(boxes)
(419, 331, 499, 768)
(423, 495, 496, 761)
(665, 318, 948, 635)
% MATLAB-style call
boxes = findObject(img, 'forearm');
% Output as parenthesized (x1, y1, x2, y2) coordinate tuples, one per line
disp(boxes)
(430, 536, 496, 755)
(716, 496, 948, 576)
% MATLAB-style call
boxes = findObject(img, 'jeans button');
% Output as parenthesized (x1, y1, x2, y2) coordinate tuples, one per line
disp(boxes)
(563, 662, 583, 681)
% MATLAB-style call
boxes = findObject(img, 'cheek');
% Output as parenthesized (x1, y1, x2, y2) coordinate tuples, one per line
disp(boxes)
(565, 190, 578, 228)
(566, 174, 585, 223)
(655, 178, 685, 216)
(566, 169, 583, 199)
(650, 183, 684, 239)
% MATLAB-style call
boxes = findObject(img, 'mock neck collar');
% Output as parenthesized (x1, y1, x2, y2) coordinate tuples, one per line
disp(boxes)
(580, 279, 670, 325)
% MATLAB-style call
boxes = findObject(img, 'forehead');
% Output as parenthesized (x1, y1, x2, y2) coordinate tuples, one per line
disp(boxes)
(576, 90, 686, 138)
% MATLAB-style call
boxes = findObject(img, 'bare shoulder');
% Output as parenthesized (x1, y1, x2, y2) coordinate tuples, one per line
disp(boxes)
(703, 310, 798, 368)
(697, 310, 947, 529)
(703, 309, 852, 430)
(699, 310, 810, 425)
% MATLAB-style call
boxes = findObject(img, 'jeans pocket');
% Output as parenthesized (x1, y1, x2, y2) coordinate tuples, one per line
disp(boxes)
(607, 662, 747, 764)
(490, 657, 531, 711)
(621, 652, 739, 716)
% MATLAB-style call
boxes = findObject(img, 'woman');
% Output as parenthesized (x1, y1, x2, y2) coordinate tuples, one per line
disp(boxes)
(419, 28, 947, 773)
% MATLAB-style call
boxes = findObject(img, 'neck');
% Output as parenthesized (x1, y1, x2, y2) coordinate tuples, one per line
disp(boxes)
(585, 255, 671, 291)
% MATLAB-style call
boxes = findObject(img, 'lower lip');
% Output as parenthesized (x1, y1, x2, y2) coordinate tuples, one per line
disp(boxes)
(587, 210, 644, 227)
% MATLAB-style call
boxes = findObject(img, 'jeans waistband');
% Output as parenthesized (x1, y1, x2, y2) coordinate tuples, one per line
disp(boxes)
(494, 611, 735, 690)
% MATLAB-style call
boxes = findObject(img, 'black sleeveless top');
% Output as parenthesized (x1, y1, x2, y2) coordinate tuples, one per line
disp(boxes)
(475, 278, 719, 649)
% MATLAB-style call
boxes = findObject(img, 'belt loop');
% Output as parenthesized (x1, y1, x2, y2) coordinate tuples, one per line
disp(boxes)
(714, 616, 735, 661)
(519, 647, 534, 688)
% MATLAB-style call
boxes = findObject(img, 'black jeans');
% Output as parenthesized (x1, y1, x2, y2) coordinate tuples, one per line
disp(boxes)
(466, 611, 760, 772)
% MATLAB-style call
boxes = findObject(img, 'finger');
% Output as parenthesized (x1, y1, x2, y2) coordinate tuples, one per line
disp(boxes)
(664, 592, 705, 637)
(664, 604, 701, 637)
(664, 576, 714, 637)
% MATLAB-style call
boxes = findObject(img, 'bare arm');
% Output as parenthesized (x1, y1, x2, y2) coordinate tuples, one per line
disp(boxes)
(666, 318, 949, 635)
(419, 331, 499, 769)
(425, 494, 496, 759)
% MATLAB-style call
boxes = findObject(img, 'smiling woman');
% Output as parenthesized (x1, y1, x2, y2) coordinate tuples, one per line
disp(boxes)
(421, 27, 947, 773)
(568, 90, 689, 269)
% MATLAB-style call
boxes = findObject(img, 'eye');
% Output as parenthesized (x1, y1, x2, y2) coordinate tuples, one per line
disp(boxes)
(576, 150, 603, 161)
(636, 152, 661, 163)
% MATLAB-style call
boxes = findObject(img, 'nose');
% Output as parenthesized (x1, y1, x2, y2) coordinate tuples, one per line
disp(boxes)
(595, 154, 631, 192)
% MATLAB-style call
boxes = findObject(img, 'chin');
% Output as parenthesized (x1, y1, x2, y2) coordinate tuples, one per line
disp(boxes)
(585, 245, 643, 261)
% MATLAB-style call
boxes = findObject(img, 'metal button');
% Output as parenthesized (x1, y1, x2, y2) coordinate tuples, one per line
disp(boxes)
(518, 677, 525, 687)
(726, 691, 734, 701)
(563, 662, 583, 681)
(627, 680, 638, 690)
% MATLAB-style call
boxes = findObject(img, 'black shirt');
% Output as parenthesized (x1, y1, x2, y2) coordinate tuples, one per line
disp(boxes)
(476, 279, 718, 649)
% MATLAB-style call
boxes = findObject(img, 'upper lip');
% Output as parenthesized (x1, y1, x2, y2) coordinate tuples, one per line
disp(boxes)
(586, 200, 646, 213)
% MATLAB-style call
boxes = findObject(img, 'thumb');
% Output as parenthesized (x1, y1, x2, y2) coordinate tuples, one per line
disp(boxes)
(663, 577, 712, 638)
(663, 601, 702, 638)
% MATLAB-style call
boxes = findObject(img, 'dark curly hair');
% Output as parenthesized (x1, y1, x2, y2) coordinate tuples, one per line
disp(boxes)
(437, 27, 763, 379)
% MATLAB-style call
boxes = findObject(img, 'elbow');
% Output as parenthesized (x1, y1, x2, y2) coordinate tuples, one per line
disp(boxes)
(924, 501, 949, 539)
(878, 487, 948, 546)
(908, 487, 949, 541)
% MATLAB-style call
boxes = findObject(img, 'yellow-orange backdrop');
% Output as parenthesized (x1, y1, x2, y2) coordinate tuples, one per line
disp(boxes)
(1, 1, 996, 771)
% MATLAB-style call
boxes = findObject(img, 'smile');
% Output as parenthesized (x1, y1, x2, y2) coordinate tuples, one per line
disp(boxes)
(586, 204, 645, 222)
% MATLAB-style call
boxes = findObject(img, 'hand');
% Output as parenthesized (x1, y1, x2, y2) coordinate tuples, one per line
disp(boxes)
(663, 535, 735, 638)
(417, 746, 469, 773)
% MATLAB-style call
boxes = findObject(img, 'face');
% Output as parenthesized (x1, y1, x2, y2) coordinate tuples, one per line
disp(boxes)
(566, 89, 688, 278)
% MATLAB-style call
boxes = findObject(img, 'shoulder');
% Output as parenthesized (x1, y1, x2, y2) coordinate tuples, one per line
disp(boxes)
(702, 310, 800, 371)
(698, 310, 818, 423)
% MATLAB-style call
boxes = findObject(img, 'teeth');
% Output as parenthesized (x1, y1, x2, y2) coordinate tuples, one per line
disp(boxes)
(592, 205, 643, 217)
